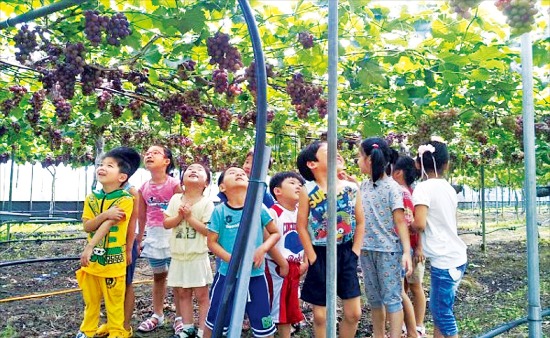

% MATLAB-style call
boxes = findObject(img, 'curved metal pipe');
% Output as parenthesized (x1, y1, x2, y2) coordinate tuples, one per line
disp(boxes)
(0, 0, 88, 30)
(211, 0, 270, 336)
(476, 308, 550, 338)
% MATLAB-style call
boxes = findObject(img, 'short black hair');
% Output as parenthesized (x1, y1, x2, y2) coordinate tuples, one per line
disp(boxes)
(269, 171, 305, 198)
(103, 147, 141, 184)
(416, 140, 449, 176)
(296, 140, 325, 181)
(394, 155, 419, 186)
(359, 137, 392, 183)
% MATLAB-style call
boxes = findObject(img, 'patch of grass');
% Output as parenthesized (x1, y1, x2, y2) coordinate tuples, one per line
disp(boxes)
(0, 325, 18, 338)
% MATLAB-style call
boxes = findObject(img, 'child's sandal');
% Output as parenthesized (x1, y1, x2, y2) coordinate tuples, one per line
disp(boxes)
(137, 313, 164, 332)
(173, 316, 184, 334)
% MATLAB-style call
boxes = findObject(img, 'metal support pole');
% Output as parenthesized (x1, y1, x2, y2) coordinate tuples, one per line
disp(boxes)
(326, 0, 339, 336)
(481, 165, 486, 252)
(520, 32, 542, 337)
(227, 149, 271, 338)
(0, 0, 88, 29)
(211, 0, 269, 336)
(8, 149, 15, 212)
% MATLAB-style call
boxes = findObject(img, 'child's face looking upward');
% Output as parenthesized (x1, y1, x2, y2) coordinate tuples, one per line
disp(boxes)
(96, 157, 127, 185)
(220, 167, 248, 192)
(275, 177, 303, 202)
(183, 163, 208, 188)
(144, 146, 168, 170)
(242, 154, 253, 177)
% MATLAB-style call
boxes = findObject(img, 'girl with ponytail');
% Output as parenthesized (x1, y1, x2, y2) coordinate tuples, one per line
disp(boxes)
(357, 137, 413, 338)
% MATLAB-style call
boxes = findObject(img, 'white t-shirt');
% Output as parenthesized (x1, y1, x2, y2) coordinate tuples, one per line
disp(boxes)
(266, 203, 303, 262)
(164, 193, 215, 260)
(412, 178, 467, 269)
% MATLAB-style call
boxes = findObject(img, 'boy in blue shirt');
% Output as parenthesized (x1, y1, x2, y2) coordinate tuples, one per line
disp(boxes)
(204, 166, 280, 338)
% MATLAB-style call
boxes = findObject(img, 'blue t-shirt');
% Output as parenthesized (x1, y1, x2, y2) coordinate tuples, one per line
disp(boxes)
(361, 176, 404, 252)
(305, 181, 357, 246)
(208, 202, 273, 277)
(217, 187, 275, 208)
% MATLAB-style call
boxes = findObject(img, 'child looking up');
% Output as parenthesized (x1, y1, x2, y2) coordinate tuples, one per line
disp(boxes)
(357, 137, 412, 338)
(164, 163, 215, 338)
(265, 171, 307, 338)
(204, 167, 280, 338)
(76, 147, 140, 338)
(137, 145, 183, 332)
(296, 141, 364, 338)
(412, 139, 467, 338)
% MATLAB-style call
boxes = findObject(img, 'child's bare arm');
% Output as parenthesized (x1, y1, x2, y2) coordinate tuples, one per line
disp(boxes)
(393, 209, 412, 276)
(80, 219, 116, 266)
(126, 187, 138, 264)
(264, 207, 289, 275)
(412, 205, 428, 232)
(296, 187, 316, 263)
(254, 220, 280, 268)
(207, 231, 231, 262)
(183, 209, 209, 236)
(164, 208, 184, 229)
(136, 191, 147, 244)
(82, 207, 125, 233)
(352, 194, 365, 256)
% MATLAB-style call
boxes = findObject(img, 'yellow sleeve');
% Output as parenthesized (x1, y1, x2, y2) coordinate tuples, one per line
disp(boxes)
(117, 196, 134, 223)
(82, 194, 95, 221)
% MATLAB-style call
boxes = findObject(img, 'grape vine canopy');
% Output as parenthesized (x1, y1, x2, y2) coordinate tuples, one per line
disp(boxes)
(0, 0, 548, 189)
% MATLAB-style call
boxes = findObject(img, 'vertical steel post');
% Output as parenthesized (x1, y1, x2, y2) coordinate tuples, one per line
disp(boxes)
(520, 32, 542, 337)
(7, 149, 15, 212)
(481, 165, 486, 252)
(327, 0, 338, 336)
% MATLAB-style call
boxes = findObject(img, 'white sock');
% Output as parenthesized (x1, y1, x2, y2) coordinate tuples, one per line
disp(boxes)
(197, 328, 204, 338)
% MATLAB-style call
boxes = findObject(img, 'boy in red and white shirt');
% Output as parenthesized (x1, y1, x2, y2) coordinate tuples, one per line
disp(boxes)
(265, 171, 307, 338)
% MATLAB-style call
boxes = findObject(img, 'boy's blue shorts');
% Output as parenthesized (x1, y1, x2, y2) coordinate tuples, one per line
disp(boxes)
(205, 273, 276, 337)
(125, 240, 139, 286)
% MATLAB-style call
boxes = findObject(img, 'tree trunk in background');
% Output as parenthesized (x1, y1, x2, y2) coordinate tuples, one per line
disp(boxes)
(91, 136, 105, 192)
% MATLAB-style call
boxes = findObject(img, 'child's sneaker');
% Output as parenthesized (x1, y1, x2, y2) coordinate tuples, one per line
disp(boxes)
(75, 332, 91, 338)
(416, 326, 427, 337)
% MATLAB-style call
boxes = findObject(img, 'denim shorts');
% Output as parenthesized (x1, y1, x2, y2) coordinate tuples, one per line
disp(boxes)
(429, 263, 467, 336)
(147, 257, 171, 274)
(360, 250, 403, 313)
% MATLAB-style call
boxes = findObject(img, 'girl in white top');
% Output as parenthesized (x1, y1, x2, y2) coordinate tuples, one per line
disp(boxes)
(164, 163, 214, 338)
(412, 137, 467, 338)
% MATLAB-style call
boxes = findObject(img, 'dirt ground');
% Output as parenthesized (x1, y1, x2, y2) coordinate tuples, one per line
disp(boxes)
(1, 213, 549, 338)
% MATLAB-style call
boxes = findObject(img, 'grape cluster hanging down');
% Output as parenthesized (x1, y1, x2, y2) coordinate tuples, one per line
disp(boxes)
(53, 98, 71, 124)
(214, 107, 232, 131)
(212, 69, 229, 94)
(97, 90, 112, 111)
(13, 25, 38, 63)
(206, 32, 243, 72)
(84, 11, 132, 46)
(447, 0, 482, 19)
(496, 0, 538, 35)
(80, 66, 104, 95)
(285, 73, 324, 119)
(1, 86, 27, 115)
(244, 61, 275, 94)
(298, 31, 314, 49)
(237, 109, 275, 129)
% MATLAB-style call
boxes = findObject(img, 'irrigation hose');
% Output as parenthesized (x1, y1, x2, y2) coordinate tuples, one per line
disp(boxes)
(0, 279, 153, 303)
(476, 308, 550, 338)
